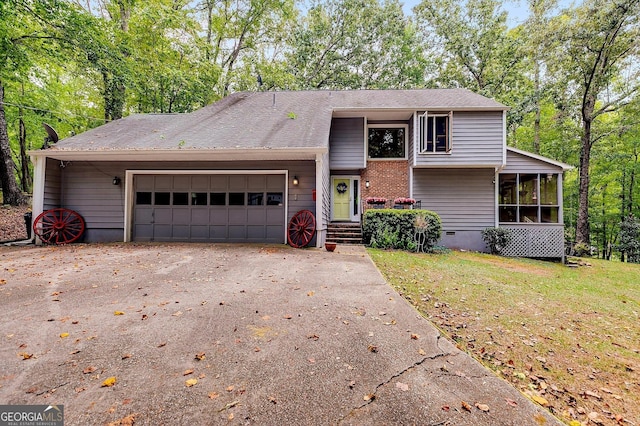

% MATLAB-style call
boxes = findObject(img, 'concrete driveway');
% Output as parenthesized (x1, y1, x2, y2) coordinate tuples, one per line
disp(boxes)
(0, 243, 560, 425)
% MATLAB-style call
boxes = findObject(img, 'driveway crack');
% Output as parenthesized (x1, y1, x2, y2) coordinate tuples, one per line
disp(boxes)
(338, 334, 458, 424)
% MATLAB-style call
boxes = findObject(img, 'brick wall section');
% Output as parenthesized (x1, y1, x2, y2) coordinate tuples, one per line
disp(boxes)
(361, 160, 410, 210)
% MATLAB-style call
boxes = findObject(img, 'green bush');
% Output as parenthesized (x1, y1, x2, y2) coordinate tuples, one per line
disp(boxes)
(363, 209, 441, 252)
(573, 242, 591, 257)
(481, 227, 513, 255)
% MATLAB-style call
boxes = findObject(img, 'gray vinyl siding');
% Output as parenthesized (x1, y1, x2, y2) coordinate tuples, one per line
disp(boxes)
(502, 150, 565, 174)
(43, 158, 61, 210)
(329, 118, 365, 169)
(45, 160, 316, 243)
(413, 168, 496, 251)
(414, 111, 504, 167)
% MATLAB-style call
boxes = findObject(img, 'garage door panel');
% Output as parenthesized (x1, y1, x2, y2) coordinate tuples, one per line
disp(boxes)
(228, 208, 247, 225)
(247, 209, 266, 222)
(210, 225, 227, 240)
(191, 225, 209, 239)
(133, 173, 285, 243)
(228, 225, 246, 240)
(173, 175, 190, 189)
(191, 209, 209, 225)
(154, 224, 172, 239)
(247, 175, 265, 190)
(191, 175, 209, 190)
(210, 209, 228, 225)
(173, 209, 190, 225)
(210, 175, 228, 190)
(266, 209, 282, 224)
(267, 175, 284, 190)
(173, 225, 189, 239)
(155, 176, 172, 189)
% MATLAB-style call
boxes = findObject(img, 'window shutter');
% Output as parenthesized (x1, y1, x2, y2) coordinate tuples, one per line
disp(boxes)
(419, 112, 427, 153)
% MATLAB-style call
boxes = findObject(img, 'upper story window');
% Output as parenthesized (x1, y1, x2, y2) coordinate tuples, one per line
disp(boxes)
(367, 124, 407, 159)
(419, 112, 452, 153)
(499, 173, 559, 223)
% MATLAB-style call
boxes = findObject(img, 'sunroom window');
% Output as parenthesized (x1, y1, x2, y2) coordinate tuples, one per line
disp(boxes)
(419, 112, 452, 153)
(499, 173, 559, 223)
(367, 124, 407, 159)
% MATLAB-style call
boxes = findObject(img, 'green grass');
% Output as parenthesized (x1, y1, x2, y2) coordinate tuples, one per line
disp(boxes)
(368, 249, 640, 425)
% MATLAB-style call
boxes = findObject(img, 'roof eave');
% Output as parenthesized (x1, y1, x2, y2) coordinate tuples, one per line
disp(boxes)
(29, 147, 326, 162)
(507, 147, 573, 171)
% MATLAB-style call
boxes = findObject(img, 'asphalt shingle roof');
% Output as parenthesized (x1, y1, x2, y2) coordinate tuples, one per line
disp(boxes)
(45, 89, 507, 153)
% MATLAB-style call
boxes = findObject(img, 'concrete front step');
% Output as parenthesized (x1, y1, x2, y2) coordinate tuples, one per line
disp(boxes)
(327, 222, 363, 244)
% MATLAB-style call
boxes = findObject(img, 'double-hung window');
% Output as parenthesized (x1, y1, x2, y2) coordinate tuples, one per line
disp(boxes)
(419, 112, 452, 153)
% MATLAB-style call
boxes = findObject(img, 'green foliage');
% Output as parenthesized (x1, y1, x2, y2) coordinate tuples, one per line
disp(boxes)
(481, 227, 513, 255)
(363, 209, 441, 252)
(616, 215, 640, 263)
(573, 242, 591, 257)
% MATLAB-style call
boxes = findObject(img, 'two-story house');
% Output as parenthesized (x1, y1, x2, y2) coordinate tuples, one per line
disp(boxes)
(30, 89, 570, 257)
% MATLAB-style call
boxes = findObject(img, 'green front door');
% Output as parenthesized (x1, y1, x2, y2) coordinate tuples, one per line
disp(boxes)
(333, 178, 350, 221)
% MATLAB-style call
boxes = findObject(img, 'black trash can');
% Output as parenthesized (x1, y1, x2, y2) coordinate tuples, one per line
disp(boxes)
(24, 212, 32, 239)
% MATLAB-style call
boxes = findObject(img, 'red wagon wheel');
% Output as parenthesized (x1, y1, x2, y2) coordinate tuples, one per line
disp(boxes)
(287, 210, 316, 248)
(33, 208, 86, 244)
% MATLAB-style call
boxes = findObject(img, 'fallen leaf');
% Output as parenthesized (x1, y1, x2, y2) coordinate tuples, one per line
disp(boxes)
(18, 352, 33, 360)
(363, 393, 375, 401)
(410, 334, 419, 340)
(218, 401, 239, 412)
(114, 311, 125, 316)
(172, 311, 182, 317)
(101, 377, 117, 387)
(183, 369, 194, 376)
(418, 348, 426, 356)
(122, 353, 132, 360)
(70, 350, 81, 355)
(307, 291, 315, 297)
(531, 395, 549, 407)
(157, 342, 167, 348)
(583, 390, 602, 400)
(442, 405, 450, 411)
(461, 401, 472, 412)
(198, 373, 206, 379)
(587, 412, 603, 425)
(60, 332, 69, 338)
(348, 381, 356, 389)
(307, 334, 319, 341)
(83, 366, 97, 374)
(283, 314, 292, 319)
(226, 385, 234, 392)
(208, 391, 220, 400)
(107, 413, 137, 426)
(268, 395, 277, 404)
(195, 352, 206, 361)
(0, 279, 6, 285)
(475, 403, 490, 412)
(228, 413, 234, 420)
(368, 344, 378, 353)
(395, 382, 409, 391)
(185, 378, 198, 387)
(505, 398, 518, 407)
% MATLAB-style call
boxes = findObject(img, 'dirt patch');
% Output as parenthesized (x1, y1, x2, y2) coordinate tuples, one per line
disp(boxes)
(0, 204, 31, 242)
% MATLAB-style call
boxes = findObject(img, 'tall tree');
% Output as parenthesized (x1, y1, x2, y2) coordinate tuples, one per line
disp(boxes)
(287, 0, 428, 90)
(548, 0, 640, 245)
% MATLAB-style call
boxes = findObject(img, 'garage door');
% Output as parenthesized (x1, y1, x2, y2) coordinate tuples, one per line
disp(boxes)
(132, 174, 285, 242)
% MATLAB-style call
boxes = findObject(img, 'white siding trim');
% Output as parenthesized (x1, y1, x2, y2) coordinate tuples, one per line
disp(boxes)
(502, 110, 507, 167)
(315, 153, 324, 248)
(30, 155, 47, 244)
(124, 169, 288, 243)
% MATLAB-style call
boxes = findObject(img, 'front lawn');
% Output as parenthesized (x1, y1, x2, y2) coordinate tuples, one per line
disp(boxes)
(368, 249, 640, 426)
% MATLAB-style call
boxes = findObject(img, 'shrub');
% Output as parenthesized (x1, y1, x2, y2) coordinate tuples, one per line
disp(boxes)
(573, 242, 591, 257)
(363, 209, 441, 252)
(615, 214, 640, 262)
(481, 227, 513, 255)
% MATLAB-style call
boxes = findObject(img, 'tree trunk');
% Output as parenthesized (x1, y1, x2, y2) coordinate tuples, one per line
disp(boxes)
(575, 114, 592, 245)
(533, 60, 541, 154)
(0, 82, 28, 206)
(18, 115, 30, 192)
